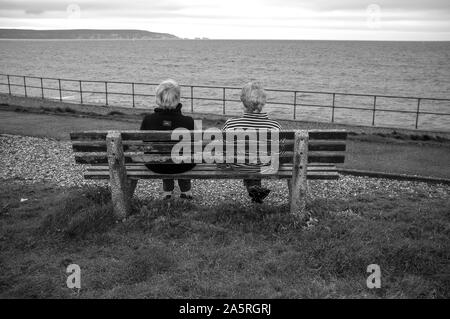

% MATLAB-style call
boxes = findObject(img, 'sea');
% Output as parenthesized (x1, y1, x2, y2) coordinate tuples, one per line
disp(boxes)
(1, 40, 449, 131)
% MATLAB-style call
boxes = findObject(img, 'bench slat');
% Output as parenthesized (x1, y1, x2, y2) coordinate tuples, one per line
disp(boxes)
(86, 164, 337, 172)
(72, 140, 346, 153)
(70, 130, 347, 142)
(74, 152, 345, 165)
(84, 170, 338, 180)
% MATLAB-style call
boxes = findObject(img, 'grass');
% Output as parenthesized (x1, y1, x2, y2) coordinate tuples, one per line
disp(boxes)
(0, 180, 449, 298)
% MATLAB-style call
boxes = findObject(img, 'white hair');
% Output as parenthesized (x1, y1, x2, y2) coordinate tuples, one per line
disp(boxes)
(240, 81, 267, 113)
(155, 79, 181, 109)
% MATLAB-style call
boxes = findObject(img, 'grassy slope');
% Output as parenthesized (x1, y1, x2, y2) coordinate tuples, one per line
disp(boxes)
(1, 109, 450, 179)
(0, 180, 449, 298)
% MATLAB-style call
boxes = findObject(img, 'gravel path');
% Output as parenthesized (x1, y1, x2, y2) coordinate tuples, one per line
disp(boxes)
(1, 134, 449, 208)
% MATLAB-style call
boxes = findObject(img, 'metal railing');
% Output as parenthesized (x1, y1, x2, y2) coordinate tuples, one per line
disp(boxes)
(1, 73, 449, 131)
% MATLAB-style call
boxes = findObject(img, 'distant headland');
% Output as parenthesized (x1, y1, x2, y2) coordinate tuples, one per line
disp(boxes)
(0, 29, 179, 40)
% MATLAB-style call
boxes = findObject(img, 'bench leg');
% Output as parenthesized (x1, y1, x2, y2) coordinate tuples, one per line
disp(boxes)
(287, 179, 292, 202)
(290, 130, 308, 218)
(107, 131, 132, 220)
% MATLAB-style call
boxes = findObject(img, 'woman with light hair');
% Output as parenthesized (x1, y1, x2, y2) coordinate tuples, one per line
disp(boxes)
(222, 81, 281, 203)
(140, 79, 195, 200)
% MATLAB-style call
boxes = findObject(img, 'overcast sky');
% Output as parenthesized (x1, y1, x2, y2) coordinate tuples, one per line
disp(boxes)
(0, 0, 449, 40)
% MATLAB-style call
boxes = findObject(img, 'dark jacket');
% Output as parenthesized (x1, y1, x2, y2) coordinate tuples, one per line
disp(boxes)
(140, 103, 195, 174)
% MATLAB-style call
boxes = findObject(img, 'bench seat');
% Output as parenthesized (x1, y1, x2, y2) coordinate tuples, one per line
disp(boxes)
(84, 164, 339, 180)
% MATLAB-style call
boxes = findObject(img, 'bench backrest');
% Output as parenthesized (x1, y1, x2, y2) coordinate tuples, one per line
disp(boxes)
(70, 129, 347, 166)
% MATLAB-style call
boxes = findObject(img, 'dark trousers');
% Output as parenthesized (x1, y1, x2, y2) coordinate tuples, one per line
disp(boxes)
(163, 179, 191, 192)
(243, 179, 261, 192)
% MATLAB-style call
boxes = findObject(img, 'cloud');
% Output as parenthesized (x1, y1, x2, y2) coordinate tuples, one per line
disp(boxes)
(264, 0, 450, 12)
(0, 0, 448, 40)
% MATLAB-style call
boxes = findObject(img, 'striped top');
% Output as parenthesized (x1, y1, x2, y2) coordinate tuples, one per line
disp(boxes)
(222, 112, 282, 131)
(221, 112, 282, 172)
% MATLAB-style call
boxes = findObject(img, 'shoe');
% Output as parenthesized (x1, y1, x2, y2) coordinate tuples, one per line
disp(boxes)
(163, 191, 173, 200)
(248, 186, 270, 203)
(180, 193, 193, 200)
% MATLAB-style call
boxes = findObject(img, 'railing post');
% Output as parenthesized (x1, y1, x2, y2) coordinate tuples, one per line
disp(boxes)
(132, 83, 135, 108)
(372, 96, 377, 126)
(58, 79, 62, 101)
(79, 80, 83, 104)
(105, 81, 108, 106)
(23, 76, 27, 97)
(191, 86, 194, 113)
(293, 91, 297, 120)
(331, 93, 336, 123)
(415, 98, 421, 129)
(40, 77, 44, 99)
(7, 75, 11, 95)
(222, 87, 226, 115)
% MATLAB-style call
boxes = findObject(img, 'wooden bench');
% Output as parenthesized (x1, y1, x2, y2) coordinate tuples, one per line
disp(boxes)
(70, 129, 347, 219)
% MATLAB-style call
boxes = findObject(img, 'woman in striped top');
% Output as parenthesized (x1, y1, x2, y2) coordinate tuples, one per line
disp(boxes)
(222, 81, 281, 203)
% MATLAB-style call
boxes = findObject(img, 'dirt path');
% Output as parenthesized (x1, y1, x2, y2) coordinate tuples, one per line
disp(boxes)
(1, 109, 449, 179)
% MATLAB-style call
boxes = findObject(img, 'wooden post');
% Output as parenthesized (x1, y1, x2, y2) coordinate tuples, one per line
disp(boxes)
(290, 130, 308, 217)
(106, 131, 133, 220)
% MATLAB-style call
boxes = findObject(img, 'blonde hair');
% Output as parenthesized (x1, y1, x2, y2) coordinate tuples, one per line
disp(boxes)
(155, 79, 181, 109)
(240, 81, 267, 113)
